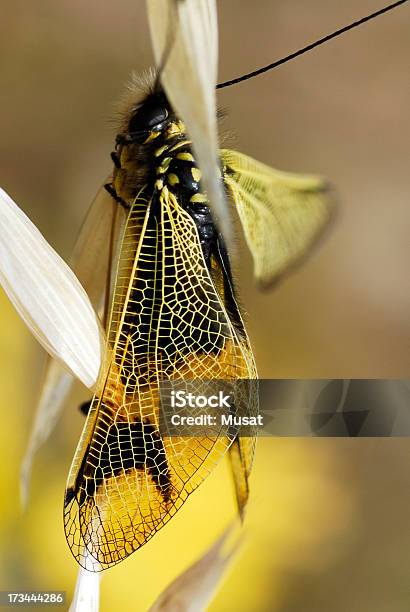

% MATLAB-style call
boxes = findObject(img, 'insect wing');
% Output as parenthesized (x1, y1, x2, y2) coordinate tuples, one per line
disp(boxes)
(70, 179, 126, 319)
(227, 383, 258, 519)
(221, 149, 334, 287)
(21, 181, 126, 505)
(64, 186, 256, 570)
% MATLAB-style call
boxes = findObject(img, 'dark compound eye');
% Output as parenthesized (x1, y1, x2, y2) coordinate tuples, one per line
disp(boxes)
(128, 104, 168, 135)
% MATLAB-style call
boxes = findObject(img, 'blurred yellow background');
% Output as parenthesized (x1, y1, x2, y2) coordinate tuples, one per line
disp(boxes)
(0, 1, 409, 611)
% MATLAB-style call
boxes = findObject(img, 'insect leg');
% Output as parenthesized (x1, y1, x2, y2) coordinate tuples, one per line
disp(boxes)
(78, 399, 92, 416)
(104, 183, 130, 210)
(110, 151, 121, 168)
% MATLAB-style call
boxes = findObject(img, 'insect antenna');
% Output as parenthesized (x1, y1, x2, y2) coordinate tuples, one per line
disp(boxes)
(217, 0, 408, 89)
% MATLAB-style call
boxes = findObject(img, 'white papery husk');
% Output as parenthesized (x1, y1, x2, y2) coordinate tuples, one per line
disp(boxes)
(149, 522, 242, 612)
(0, 188, 103, 389)
(20, 358, 74, 507)
(146, 0, 232, 242)
(69, 565, 101, 612)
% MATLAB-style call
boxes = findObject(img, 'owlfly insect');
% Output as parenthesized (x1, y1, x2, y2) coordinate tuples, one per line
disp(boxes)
(62, 76, 332, 570)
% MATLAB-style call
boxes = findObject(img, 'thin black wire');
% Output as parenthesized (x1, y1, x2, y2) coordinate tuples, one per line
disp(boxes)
(216, 0, 408, 89)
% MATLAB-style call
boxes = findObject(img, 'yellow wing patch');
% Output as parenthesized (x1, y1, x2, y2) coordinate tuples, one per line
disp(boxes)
(221, 149, 334, 287)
